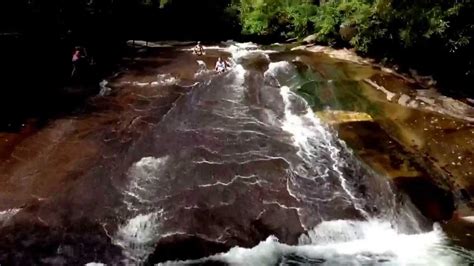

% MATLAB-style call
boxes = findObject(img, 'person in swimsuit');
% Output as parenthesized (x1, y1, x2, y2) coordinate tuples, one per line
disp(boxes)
(193, 41, 204, 56)
(215, 57, 229, 73)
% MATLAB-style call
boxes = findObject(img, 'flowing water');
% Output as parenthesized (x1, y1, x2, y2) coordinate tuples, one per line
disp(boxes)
(0, 43, 473, 265)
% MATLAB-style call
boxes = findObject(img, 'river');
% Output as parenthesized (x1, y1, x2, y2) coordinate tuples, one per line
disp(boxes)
(0, 42, 473, 265)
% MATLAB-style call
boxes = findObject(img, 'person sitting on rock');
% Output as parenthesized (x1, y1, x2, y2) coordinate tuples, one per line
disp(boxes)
(193, 41, 204, 56)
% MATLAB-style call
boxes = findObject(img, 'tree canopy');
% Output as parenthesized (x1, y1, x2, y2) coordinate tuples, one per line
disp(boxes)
(231, 0, 473, 96)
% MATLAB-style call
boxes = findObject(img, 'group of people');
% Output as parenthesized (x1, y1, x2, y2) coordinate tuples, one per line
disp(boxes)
(193, 41, 231, 73)
(214, 57, 230, 73)
(71, 42, 230, 81)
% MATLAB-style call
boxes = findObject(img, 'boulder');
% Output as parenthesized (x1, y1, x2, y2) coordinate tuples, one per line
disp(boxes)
(302, 34, 317, 44)
(339, 23, 357, 42)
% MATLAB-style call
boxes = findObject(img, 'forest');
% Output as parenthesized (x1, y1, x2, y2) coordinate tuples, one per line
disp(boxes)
(1, 0, 473, 127)
(233, 0, 473, 97)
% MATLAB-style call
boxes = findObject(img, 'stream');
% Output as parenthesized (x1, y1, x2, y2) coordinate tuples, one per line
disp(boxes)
(0, 42, 473, 265)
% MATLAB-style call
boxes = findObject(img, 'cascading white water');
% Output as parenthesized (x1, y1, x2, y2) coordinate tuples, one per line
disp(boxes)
(272, 60, 433, 231)
(116, 44, 471, 265)
(113, 62, 250, 263)
(113, 156, 169, 263)
(279, 85, 369, 218)
(159, 63, 464, 266)
(185, 221, 457, 266)
(114, 212, 162, 262)
(3, 41, 473, 266)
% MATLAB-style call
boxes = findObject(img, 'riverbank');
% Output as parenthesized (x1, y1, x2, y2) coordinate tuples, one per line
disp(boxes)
(292, 44, 474, 237)
(293, 44, 474, 103)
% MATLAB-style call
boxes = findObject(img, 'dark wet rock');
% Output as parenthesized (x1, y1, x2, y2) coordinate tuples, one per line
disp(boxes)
(236, 52, 271, 72)
(335, 121, 419, 173)
(146, 234, 230, 264)
(251, 205, 305, 245)
(335, 120, 455, 222)
(145, 208, 305, 263)
(0, 222, 123, 265)
(442, 215, 474, 251)
(394, 176, 455, 221)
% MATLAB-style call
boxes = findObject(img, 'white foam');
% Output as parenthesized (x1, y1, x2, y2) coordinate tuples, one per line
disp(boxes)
(99, 80, 112, 96)
(115, 156, 170, 262)
(155, 74, 178, 86)
(196, 60, 207, 70)
(219, 64, 247, 101)
(123, 156, 169, 209)
(224, 42, 259, 52)
(130, 156, 168, 181)
(233, 64, 246, 83)
(133, 81, 150, 87)
(120, 74, 178, 88)
(180, 45, 223, 52)
(218, 42, 274, 64)
(0, 208, 20, 226)
(264, 61, 299, 88)
(163, 220, 464, 265)
(194, 60, 212, 78)
(300, 220, 404, 245)
(197, 174, 260, 188)
(279, 86, 316, 154)
(279, 86, 369, 217)
(296, 220, 460, 265)
(114, 211, 162, 262)
(215, 236, 283, 265)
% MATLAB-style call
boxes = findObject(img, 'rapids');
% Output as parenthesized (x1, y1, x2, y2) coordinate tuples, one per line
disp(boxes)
(0, 42, 473, 265)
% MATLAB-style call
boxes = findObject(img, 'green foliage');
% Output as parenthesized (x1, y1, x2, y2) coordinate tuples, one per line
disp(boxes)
(232, 0, 474, 94)
(160, 0, 169, 8)
(312, 0, 373, 45)
(233, 0, 472, 53)
(232, 0, 317, 38)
